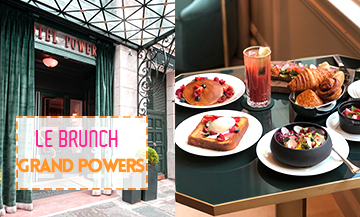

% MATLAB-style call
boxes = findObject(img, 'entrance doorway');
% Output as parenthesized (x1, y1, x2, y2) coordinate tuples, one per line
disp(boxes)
(34, 49, 96, 184)
(34, 49, 96, 116)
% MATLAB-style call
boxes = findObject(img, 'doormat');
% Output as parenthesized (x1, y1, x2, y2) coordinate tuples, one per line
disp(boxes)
(33, 190, 78, 200)
(33, 180, 86, 200)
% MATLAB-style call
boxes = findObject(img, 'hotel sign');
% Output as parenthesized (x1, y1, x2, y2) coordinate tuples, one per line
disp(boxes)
(34, 23, 97, 58)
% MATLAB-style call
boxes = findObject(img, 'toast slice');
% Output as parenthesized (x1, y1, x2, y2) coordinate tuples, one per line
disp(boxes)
(188, 115, 249, 151)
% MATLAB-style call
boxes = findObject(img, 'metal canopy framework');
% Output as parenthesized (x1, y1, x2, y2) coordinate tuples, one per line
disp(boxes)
(21, 0, 175, 48)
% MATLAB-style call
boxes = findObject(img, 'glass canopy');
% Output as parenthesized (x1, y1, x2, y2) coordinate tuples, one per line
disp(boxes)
(21, 0, 175, 47)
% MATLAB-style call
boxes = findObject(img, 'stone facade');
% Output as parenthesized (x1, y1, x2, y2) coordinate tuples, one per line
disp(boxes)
(113, 44, 175, 179)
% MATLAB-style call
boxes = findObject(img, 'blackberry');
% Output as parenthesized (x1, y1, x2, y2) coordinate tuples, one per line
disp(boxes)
(195, 96, 201, 101)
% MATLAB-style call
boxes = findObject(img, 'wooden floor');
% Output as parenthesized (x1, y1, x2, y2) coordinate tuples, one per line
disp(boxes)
(176, 194, 344, 217)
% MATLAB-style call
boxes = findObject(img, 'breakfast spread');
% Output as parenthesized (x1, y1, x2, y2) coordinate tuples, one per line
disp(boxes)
(275, 125, 326, 149)
(288, 61, 345, 107)
(342, 106, 360, 120)
(176, 76, 235, 106)
(188, 115, 249, 151)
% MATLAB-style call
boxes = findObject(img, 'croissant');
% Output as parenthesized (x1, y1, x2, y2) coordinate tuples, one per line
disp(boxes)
(316, 78, 342, 102)
(287, 67, 334, 92)
(333, 71, 344, 86)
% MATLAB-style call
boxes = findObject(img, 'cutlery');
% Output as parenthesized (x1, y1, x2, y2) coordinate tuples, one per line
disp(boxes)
(332, 147, 360, 175)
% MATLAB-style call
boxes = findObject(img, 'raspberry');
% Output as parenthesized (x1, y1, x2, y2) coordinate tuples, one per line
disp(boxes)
(177, 91, 183, 99)
(229, 126, 236, 133)
(220, 79, 226, 84)
(227, 86, 234, 92)
(175, 88, 182, 95)
(180, 84, 185, 90)
(218, 96, 226, 103)
(213, 77, 220, 82)
(225, 90, 233, 98)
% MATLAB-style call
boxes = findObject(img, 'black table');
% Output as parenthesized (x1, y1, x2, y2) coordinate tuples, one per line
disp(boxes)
(175, 55, 360, 216)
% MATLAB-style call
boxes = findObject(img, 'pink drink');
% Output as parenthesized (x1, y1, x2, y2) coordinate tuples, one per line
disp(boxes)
(243, 46, 271, 108)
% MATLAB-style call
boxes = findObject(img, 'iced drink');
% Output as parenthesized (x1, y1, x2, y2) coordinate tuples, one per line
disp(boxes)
(243, 46, 271, 108)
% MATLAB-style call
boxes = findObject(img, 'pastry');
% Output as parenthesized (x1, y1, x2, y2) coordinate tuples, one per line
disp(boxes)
(316, 78, 342, 102)
(295, 89, 324, 107)
(333, 71, 345, 86)
(287, 67, 334, 92)
(188, 115, 249, 151)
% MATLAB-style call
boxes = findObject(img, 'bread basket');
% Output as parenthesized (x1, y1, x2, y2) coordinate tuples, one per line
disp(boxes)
(289, 86, 346, 118)
(289, 63, 354, 118)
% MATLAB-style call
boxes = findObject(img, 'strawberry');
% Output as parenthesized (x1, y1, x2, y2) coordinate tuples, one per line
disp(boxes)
(222, 83, 229, 92)
(193, 87, 204, 97)
(194, 84, 201, 89)
(180, 84, 185, 90)
(199, 77, 206, 80)
(203, 116, 217, 123)
(223, 132, 235, 140)
(233, 117, 241, 122)
(210, 131, 217, 135)
(212, 115, 219, 119)
(202, 127, 208, 133)
(217, 133, 225, 141)
(213, 77, 220, 82)
(220, 79, 226, 84)
(229, 126, 236, 133)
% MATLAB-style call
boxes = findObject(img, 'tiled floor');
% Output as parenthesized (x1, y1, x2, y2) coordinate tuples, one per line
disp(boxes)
(11, 179, 175, 217)
(10, 179, 346, 217)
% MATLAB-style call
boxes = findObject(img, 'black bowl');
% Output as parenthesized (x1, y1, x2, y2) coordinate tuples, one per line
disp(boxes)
(270, 122, 332, 167)
(338, 99, 360, 134)
(289, 86, 345, 118)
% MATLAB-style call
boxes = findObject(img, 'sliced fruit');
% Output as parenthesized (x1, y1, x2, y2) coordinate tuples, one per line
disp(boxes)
(217, 133, 225, 141)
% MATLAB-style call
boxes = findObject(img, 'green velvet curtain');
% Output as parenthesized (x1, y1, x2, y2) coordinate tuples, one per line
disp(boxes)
(0, 4, 34, 210)
(95, 41, 115, 116)
(93, 41, 114, 193)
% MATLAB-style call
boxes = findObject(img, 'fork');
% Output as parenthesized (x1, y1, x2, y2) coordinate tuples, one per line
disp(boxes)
(332, 147, 360, 175)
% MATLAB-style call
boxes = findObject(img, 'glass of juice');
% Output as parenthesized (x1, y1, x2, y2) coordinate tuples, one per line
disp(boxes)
(243, 46, 271, 108)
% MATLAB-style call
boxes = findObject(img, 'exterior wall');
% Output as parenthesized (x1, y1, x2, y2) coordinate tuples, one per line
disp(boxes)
(166, 68, 175, 180)
(113, 44, 175, 179)
(114, 45, 138, 116)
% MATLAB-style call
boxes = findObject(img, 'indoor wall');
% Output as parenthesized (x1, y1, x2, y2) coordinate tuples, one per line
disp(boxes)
(250, 0, 360, 61)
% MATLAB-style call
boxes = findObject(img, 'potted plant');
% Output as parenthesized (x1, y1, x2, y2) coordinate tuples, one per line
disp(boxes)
(136, 147, 159, 201)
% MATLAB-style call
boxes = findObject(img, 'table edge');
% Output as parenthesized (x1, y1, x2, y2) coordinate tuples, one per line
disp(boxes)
(175, 177, 360, 216)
